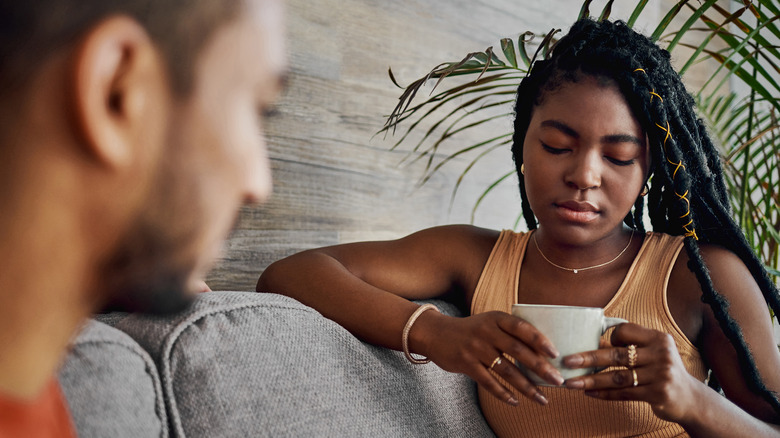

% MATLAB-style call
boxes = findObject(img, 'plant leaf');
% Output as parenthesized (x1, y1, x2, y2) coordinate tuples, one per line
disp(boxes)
(627, 0, 650, 28)
(651, 0, 690, 42)
(501, 38, 518, 68)
(448, 139, 512, 211)
(471, 171, 515, 223)
(517, 31, 536, 67)
(578, 0, 594, 19)
(666, 0, 718, 53)
(599, 0, 615, 21)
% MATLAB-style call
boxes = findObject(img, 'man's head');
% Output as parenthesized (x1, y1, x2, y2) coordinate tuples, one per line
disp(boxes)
(0, 0, 286, 314)
(1, 0, 240, 97)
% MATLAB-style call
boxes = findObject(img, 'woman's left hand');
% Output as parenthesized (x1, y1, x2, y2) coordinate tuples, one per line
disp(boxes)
(562, 322, 700, 424)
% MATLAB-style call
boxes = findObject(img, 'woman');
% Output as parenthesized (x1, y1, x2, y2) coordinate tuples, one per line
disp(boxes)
(258, 18, 780, 437)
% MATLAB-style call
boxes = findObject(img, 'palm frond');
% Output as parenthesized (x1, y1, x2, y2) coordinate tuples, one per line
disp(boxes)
(380, 0, 780, 274)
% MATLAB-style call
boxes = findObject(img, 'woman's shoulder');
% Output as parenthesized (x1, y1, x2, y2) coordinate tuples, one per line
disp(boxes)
(403, 225, 502, 294)
(405, 224, 502, 254)
(644, 232, 741, 264)
(665, 236, 763, 322)
(662, 235, 750, 282)
(659, 234, 767, 348)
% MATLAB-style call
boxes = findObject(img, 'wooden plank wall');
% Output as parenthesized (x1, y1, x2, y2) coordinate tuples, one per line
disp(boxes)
(207, 0, 664, 290)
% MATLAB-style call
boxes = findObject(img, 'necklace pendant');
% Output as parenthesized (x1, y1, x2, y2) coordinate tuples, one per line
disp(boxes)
(573, 269, 579, 274)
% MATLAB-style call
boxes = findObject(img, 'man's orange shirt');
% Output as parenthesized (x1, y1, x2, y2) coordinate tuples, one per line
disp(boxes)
(0, 379, 76, 438)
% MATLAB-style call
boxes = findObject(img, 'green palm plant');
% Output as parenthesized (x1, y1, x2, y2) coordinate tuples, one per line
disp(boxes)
(379, 0, 780, 277)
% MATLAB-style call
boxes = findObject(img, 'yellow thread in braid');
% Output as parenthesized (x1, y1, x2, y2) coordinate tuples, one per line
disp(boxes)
(678, 190, 690, 211)
(635, 69, 698, 240)
(654, 122, 686, 176)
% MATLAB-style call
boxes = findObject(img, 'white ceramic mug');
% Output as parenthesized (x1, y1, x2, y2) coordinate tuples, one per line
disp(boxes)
(511, 304, 627, 385)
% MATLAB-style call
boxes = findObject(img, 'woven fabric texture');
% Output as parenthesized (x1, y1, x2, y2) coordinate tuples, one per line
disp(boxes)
(112, 292, 494, 438)
(60, 320, 168, 438)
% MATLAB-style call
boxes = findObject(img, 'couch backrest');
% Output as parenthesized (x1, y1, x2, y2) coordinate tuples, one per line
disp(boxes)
(63, 292, 495, 437)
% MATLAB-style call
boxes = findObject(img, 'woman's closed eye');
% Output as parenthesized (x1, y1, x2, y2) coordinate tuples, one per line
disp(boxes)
(541, 142, 569, 154)
(605, 156, 636, 166)
(542, 141, 638, 166)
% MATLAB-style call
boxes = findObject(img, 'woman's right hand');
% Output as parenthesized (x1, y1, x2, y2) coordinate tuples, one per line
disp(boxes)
(419, 310, 564, 406)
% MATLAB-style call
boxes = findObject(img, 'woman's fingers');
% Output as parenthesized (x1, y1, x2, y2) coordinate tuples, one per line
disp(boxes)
(562, 343, 645, 369)
(497, 313, 560, 358)
(470, 363, 521, 406)
(493, 336, 564, 386)
(432, 312, 565, 405)
(561, 323, 654, 369)
(494, 314, 564, 386)
(561, 322, 697, 423)
(565, 367, 644, 390)
(479, 354, 550, 406)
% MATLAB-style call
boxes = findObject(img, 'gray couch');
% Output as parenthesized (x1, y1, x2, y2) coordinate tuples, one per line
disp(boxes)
(59, 292, 495, 437)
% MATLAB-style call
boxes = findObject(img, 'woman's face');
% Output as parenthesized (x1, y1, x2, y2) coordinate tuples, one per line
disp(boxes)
(522, 76, 650, 245)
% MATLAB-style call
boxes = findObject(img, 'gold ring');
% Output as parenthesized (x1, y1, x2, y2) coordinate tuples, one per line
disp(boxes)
(632, 369, 638, 387)
(627, 344, 637, 368)
(489, 356, 503, 370)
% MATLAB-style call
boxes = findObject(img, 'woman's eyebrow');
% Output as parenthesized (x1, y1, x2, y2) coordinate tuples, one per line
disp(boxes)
(540, 120, 579, 138)
(541, 120, 643, 146)
(602, 134, 644, 146)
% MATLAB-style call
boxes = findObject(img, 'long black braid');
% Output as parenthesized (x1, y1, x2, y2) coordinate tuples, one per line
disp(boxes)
(511, 18, 780, 414)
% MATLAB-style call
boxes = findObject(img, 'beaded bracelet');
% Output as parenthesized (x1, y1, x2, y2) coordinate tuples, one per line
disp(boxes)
(402, 304, 440, 364)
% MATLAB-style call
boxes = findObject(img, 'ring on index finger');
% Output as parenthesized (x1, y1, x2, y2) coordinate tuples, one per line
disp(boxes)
(627, 344, 637, 369)
(631, 369, 638, 387)
(489, 356, 503, 371)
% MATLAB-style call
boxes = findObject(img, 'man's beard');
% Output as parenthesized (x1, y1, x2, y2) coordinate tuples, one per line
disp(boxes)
(97, 211, 199, 315)
(99, 267, 194, 315)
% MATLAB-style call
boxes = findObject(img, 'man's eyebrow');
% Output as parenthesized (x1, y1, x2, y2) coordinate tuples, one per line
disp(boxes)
(540, 119, 643, 146)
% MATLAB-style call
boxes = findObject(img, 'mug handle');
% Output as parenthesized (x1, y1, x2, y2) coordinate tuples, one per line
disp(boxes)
(591, 317, 629, 373)
(601, 317, 628, 334)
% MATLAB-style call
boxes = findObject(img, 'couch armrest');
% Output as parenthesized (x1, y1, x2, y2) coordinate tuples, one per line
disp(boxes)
(60, 320, 168, 438)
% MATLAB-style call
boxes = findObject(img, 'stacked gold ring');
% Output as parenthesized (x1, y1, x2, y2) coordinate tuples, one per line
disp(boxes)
(627, 344, 639, 387)
(627, 344, 637, 368)
(490, 356, 503, 370)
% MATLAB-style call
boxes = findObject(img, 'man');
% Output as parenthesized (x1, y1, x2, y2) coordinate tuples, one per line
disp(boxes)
(0, 0, 286, 435)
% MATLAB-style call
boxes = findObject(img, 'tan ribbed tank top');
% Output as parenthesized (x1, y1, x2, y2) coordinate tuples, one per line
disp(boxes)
(471, 230, 707, 438)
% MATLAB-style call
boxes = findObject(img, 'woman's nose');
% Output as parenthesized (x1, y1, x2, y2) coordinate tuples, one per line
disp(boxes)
(565, 151, 601, 191)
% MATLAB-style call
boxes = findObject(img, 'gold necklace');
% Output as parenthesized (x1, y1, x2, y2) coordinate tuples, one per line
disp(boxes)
(533, 230, 634, 274)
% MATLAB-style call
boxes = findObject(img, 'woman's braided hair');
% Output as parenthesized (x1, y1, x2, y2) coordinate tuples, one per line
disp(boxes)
(511, 18, 780, 413)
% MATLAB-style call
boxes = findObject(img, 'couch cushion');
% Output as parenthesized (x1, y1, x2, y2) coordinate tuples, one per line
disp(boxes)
(60, 320, 168, 438)
(114, 291, 494, 437)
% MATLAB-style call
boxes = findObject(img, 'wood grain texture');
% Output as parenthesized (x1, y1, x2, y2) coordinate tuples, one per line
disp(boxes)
(208, 0, 675, 290)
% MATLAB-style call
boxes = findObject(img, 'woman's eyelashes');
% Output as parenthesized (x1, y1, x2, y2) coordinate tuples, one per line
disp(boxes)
(541, 142, 568, 155)
(540, 142, 636, 166)
(606, 156, 636, 166)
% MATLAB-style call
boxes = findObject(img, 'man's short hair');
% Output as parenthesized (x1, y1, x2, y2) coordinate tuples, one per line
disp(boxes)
(0, 0, 242, 99)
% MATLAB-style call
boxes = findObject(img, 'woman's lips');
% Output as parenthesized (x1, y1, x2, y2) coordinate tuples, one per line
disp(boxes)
(554, 200, 600, 223)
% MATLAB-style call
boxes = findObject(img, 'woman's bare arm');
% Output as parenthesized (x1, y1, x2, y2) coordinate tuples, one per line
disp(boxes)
(256, 225, 498, 351)
(257, 225, 565, 405)
(681, 245, 780, 435)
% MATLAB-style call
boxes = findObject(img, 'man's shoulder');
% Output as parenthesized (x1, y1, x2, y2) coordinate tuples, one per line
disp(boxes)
(0, 379, 76, 438)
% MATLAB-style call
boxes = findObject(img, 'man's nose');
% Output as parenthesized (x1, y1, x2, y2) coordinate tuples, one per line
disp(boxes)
(242, 137, 273, 205)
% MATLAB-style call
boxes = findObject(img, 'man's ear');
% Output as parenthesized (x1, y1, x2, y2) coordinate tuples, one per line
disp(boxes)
(70, 16, 167, 169)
